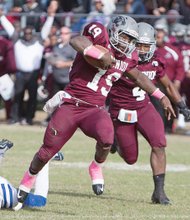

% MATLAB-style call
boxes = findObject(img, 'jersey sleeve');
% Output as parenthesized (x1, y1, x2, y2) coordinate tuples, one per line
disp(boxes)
(82, 22, 109, 46)
(155, 54, 167, 80)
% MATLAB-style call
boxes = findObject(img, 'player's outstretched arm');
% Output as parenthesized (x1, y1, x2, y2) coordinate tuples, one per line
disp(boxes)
(125, 67, 176, 119)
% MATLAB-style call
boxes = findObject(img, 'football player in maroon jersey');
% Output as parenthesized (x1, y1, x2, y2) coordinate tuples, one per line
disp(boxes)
(109, 22, 190, 205)
(173, 24, 190, 133)
(13, 16, 175, 211)
(151, 21, 185, 133)
(0, 37, 16, 121)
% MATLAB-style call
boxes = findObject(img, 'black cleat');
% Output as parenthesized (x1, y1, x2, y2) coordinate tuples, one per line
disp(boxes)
(17, 188, 29, 203)
(92, 184, 104, 195)
(52, 152, 64, 161)
(13, 188, 29, 211)
(0, 139, 13, 156)
(151, 191, 171, 205)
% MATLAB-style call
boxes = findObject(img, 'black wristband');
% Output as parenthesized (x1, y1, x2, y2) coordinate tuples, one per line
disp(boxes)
(177, 101, 186, 109)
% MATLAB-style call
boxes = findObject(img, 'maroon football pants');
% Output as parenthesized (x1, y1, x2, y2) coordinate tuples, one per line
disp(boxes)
(113, 102, 166, 164)
(29, 103, 114, 173)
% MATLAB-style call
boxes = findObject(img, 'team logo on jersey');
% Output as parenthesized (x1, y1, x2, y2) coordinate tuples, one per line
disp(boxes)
(114, 60, 128, 72)
(141, 71, 156, 80)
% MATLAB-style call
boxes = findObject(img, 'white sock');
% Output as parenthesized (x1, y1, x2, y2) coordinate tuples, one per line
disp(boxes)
(177, 114, 185, 128)
(33, 162, 49, 198)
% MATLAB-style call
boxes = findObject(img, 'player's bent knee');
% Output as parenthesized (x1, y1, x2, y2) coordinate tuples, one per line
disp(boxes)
(152, 146, 166, 154)
(122, 155, 137, 165)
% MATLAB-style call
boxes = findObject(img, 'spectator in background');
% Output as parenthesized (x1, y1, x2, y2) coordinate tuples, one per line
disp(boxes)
(22, 0, 45, 32)
(125, 0, 147, 15)
(178, 0, 190, 25)
(39, 33, 58, 100)
(59, 0, 79, 12)
(41, 26, 76, 126)
(144, 0, 178, 15)
(152, 0, 177, 16)
(39, 0, 51, 10)
(85, 0, 110, 27)
(0, 0, 13, 13)
(101, 0, 117, 16)
(81, 0, 92, 13)
(0, 0, 58, 125)
(46, 26, 76, 94)
(37, 24, 59, 103)
(0, 36, 16, 122)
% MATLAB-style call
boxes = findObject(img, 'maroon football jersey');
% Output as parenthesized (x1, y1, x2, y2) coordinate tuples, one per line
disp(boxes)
(0, 36, 16, 76)
(174, 41, 190, 108)
(64, 22, 137, 107)
(109, 53, 166, 118)
(155, 43, 185, 82)
(174, 42, 190, 73)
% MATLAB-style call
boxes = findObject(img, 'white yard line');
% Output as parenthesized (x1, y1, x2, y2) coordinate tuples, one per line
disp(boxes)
(52, 162, 190, 172)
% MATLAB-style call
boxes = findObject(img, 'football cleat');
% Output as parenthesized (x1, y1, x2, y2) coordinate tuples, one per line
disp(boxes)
(13, 171, 37, 211)
(151, 190, 171, 205)
(0, 139, 13, 156)
(92, 184, 104, 195)
(89, 161, 104, 195)
(13, 187, 29, 211)
(52, 152, 64, 161)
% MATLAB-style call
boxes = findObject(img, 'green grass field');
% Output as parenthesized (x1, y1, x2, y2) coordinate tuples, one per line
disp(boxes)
(1, 124, 190, 220)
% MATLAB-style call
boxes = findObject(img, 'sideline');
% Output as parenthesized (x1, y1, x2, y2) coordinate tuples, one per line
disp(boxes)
(52, 162, 190, 172)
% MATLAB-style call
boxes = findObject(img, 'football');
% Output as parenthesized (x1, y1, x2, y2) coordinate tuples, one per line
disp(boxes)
(84, 45, 110, 69)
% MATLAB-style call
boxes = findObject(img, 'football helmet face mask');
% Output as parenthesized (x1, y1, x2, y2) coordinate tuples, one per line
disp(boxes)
(136, 22, 156, 62)
(107, 15, 138, 57)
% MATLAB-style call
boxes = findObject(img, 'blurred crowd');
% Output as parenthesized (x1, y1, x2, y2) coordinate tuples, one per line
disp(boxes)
(0, 0, 190, 135)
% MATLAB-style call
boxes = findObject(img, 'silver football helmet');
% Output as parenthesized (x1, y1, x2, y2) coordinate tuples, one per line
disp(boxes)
(107, 15, 138, 56)
(154, 19, 168, 34)
(171, 23, 186, 42)
(136, 22, 156, 62)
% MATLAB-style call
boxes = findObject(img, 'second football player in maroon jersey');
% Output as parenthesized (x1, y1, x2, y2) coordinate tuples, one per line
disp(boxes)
(109, 22, 190, 205)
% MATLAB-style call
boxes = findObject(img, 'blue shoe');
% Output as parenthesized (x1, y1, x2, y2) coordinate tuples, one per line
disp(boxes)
(52, 152, 64, 161)
(0, 139, 13, 156)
